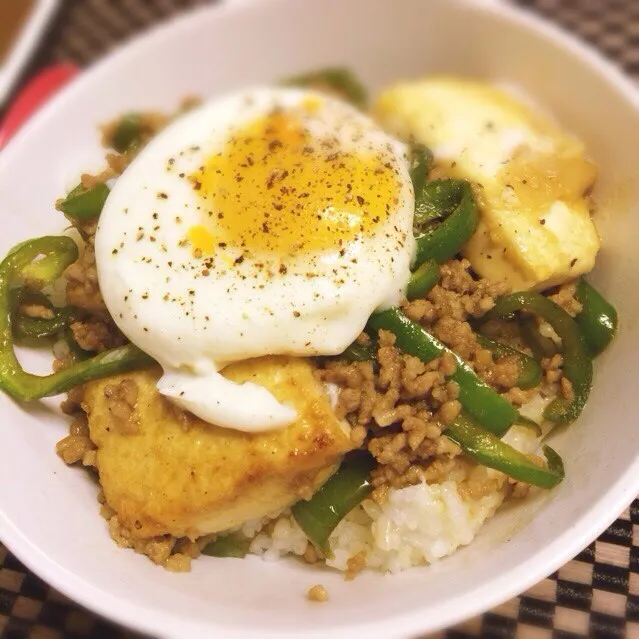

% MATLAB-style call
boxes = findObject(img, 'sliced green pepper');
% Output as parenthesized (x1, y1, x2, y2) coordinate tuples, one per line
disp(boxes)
(10, 287, 53, 310)
(14, 310, 74, 340)
(519, 316, 558, 359)
(413, 178, 464, 230)
(292, 451, 375, 557)
(0, 237, 155, 400)
(445, 413, 564, 489)
(516, 415, 543, 437)
(475, 334, 542, 390)
(409, 144, 434, 217)
(338, 337, 377, 362)
(10, 288, 76, 340)
(406, 260, 440, 301)
(485, 292, 592, 425)
(58, 183, 110, 220)
(201, 533, 251, 559)
(111, 113, 142, 153)
(413, 180, 479, 267)
(284, 67, 367, 109)
(368, 309, 518, 436)
(16, 236, 78, 288)
(574, 279, 618, 356)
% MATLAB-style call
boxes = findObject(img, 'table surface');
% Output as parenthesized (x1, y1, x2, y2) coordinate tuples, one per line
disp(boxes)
(0, 1, 638, 638)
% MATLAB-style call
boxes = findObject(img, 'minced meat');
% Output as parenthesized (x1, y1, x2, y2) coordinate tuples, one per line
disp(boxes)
(319, 258, 554, 500)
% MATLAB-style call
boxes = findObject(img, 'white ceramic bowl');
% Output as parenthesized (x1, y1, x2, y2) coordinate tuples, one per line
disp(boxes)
(1, 0, 638, 637)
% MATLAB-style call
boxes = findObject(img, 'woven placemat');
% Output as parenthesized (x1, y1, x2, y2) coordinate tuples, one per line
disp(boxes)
(0, 1, 638, 638)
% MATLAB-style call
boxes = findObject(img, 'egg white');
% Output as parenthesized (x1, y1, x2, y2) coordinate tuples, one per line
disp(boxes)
(95, 88, 415, 431)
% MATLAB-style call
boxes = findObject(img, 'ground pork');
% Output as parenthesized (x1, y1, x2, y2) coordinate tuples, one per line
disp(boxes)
(320, 258, 555, 499)
(70, 318, 126, 352)
(107, 514, 192, 572)
(64, 237, 105, 314)
(56, 414, 95, 465)
(548, 281, 582, 317)
(307, 584, 329, 602)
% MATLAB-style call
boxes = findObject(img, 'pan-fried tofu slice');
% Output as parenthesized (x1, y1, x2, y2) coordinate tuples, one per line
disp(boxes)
(374, 78, 600, 291)
(83, 356, 353, 540)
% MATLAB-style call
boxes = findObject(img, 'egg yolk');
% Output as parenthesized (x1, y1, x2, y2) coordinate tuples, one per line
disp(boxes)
(188, 106, 401, 256)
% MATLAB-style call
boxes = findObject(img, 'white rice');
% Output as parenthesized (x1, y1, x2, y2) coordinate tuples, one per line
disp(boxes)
(244, 426, 541, 573)
(329, 479, 506, 572)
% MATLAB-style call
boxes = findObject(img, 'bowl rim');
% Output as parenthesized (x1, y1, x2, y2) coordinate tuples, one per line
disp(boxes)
(1, 0, 639, 637)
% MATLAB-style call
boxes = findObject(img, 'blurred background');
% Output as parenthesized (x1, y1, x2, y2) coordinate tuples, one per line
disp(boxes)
(2, 0, 639, 112)
(0, 1, 637, 638)
(18, 0, 639, 72)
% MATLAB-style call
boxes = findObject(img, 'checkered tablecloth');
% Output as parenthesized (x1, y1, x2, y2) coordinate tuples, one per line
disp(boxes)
(1, 1, 638, 638)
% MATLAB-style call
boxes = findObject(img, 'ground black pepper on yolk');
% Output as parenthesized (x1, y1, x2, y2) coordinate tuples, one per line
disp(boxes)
(186, 101, 401, 260)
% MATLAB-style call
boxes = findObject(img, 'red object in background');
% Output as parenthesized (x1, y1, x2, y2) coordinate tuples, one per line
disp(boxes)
(0, 62, 79, 150)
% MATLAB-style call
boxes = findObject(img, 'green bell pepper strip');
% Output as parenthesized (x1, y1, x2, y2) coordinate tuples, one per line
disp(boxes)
(406, 260, 440, 301)
(516, 415, 543, 437)
(14, 310, 74, 340)
(57, 183, 110, 220)
(409, 144, 434, 217)
(445, 413, 564, 489)
(17, 238, 79, 288)
(338, 337, 377, 363)
(292, 451, 376, 556)
(413, 178, 465, 230)
(475, 334, 542, 390)
(338, 258, 440, 360)
(201, 533, 251, 559)
(519, 316, 558, 359)
(368, 309, 518, 436)
(10, 287, 54, 310)
(0, 237, 155, 401)
(284, 67, 368, 109)
(574, 279, 618, 356)
(111, 113, 142, 153)
(413, 180, 479, 267)
(10, 288, 76, 340)
(485, 292, 593, 425)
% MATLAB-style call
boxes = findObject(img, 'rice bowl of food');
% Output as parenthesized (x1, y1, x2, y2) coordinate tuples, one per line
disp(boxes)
(0, 0, 637, 637)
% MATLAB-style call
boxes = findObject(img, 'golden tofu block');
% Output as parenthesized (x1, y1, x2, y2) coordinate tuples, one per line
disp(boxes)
(83, 356, 353, 540)
(374, 78, 600, 291)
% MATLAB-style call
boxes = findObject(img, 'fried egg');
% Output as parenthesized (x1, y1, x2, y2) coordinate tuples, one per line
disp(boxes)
(95, 88, 415, 431)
